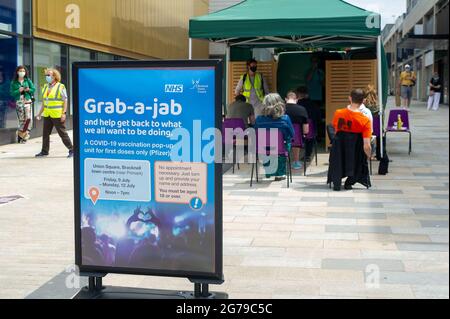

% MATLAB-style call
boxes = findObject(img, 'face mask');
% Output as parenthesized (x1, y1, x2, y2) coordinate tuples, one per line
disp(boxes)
(18, 71, 26, 78)
(250, 66, 257, 73)
(45, 75, 53, 83)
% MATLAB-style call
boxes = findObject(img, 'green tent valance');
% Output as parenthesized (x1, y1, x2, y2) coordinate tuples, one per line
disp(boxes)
(189, 0, 381, 43)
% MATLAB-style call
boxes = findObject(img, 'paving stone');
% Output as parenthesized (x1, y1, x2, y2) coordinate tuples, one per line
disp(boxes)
(301, 197, 355, 203)
(229, 191, 280, 197)
(377, 271, 449, 286)
(241, 256, 321, 269)
(361, 250, 449, 263)
(324, 240, 397, 250)
(295, 218, 357, 226)
(327, 213, 387, 220)
(353, 189, 403, 195)
(224, 247, 286, 258)
(285, 248, 361, 259)
(403, 261, 449, 273)
(360, 234, 431, 243)
(391, 227, 449, 236)
(358, 219, 422, 227)
(328, 202, 384, 208)
(326, 225, 392, 234)
(424, 186, 449, 191)
(322, 259, 405, 272)
(420, 220, 449, 228)
(396, 242, 449, 252)
(414, 173, 449, 177)
(260, 224, 325, 232)
(429, 235, 450, 243)
(319, 284, 415, 299)
(291, 232, 359, 241)
(412, 285, 450, 299)
(431, 194, 450, 200)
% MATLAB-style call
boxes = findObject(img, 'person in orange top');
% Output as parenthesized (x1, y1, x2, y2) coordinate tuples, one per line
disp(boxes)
(332, 89, 372, 160)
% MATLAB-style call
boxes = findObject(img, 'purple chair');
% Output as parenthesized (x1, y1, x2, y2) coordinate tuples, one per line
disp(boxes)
(292, 124, 307, 176)
(369, 115, 383, 175)
(223, 118, 247, 173)
(384, 109, 412, 155)
(306, 119, 319, 167)
(373, 115, 382, 138)
(250, 129, 292, 188)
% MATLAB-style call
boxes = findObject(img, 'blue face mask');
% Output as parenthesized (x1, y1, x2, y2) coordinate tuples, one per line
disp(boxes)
(45, 75, 53, 83)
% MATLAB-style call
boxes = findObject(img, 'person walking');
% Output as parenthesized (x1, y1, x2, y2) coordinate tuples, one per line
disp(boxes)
(35, 68, 74, 158)
(10, 66, 35, 143)
(427, 72, 442, 111)
(235, 59, 269, 117)
(399, 64, 416, 109)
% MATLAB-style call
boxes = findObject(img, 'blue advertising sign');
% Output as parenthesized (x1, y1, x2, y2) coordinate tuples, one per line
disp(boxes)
(73, 61, 223, 281)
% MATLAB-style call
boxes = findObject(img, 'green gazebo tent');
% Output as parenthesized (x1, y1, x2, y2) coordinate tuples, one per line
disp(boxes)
(189, 0, 389, 154)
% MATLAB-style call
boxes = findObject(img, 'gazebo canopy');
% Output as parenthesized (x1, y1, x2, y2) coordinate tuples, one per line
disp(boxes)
(189, 0, 381, 48)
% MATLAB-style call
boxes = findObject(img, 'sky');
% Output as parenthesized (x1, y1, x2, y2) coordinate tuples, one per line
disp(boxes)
(345, 0, 407, 28)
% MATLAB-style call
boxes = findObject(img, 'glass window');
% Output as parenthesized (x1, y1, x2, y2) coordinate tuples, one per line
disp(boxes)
(0, 34, 31, 129)
(68, 47, 96, 115)
(114, 55, 133, 61)
(97, 52, 115, 61)
(0, 0, 32, 35)
(70, 47, 92, 63)
(33, 40, 68, 115)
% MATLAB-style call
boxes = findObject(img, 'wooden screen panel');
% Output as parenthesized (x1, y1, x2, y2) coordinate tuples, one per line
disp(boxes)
(325, 60, 378, 146)
(228, 61, 277, 103)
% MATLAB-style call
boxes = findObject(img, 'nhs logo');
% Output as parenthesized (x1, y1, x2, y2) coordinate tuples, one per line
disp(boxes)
(165, 84, 184, 93)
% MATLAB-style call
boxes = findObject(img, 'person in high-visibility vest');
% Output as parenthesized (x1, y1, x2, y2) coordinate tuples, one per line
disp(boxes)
(234, 59, 269, 117)
(35, 68, 73, 158)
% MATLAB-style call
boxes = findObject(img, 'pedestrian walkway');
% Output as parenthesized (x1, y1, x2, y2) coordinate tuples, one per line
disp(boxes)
(0, 99, 448, 299)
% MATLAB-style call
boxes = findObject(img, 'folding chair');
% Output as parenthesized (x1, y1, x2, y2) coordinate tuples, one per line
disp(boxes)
(222, 118, 247, 173)
(384, 109, 412, 155)
(250, 129, 292, 188)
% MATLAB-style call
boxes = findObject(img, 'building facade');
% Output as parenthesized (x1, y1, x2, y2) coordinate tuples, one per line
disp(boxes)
(383, 0, 449, 104)
(0, 0, 209, 145)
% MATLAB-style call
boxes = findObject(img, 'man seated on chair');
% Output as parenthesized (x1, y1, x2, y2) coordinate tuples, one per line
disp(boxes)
(332, 89, 372, 190)
(297, 86, 321, 162)
(226, 94, 255, 128)
(284, 91, 309, 170)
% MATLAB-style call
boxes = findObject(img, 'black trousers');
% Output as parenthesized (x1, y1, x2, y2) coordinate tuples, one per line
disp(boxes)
(42, 116, 73, 154)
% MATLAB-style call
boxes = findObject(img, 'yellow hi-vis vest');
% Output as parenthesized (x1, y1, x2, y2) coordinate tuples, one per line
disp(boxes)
(42, 83, 65, 118)
(241, 73, 265, 103)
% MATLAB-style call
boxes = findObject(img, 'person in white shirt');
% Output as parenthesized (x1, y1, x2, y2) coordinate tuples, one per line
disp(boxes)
(354, 102, 375, 160)
(358, 104, 373, 132)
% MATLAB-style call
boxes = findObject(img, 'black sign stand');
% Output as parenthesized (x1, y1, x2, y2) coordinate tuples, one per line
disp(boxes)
(73, 274, 227, 299)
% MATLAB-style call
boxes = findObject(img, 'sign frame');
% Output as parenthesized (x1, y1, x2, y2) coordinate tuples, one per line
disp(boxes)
(73, 60, 224, 282)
